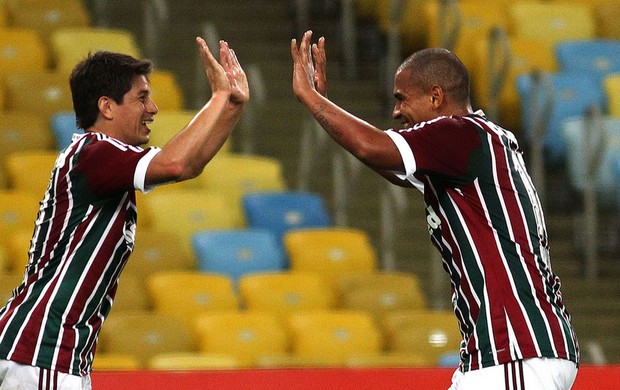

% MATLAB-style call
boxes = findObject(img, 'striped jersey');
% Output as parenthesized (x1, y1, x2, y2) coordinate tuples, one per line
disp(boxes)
(0, 132, 160, 376)
(385, 111, 579, 372)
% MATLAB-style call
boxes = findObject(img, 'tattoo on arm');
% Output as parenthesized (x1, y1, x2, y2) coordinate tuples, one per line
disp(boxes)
(312, 103, 342, 138)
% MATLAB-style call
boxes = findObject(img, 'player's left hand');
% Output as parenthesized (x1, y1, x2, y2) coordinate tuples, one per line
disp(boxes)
(220, 40, 249, 105)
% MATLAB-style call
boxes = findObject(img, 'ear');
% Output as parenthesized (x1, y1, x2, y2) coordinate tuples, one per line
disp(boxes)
(430, 85, 444, 108)
(97, 96, 114, 120)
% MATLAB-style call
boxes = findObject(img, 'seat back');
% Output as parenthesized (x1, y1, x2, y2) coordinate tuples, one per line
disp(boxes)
(604, 73, 620, 117)
(50, 111, 80, 151)
(287, 310, 383, 365)
(0, 272, 24, 307)
(123, 229, 195, 277)
(381, 310, 462, 366)
(0, 191, 41, 248)
(4, 72, 73, 123)
(242, 191, 332, 245)
(194, 311, 289, 367)
(149, 70, 184, 110)
(0, 28, 49, 73)
(284, 228, 377, 284)
(595, 2, 620, 41)
(192, 229, 286, 282)
(98, 313, 195, 367)
(516, 71, 606, 164)
(147, 271, 239, 325)
(555, 40, 620, 84)
(50, 27, 141, 73)
(5, 150, 57, 198)
(238, 272, 336, 318)
(147, 352, 241, 370)
(112, 272, 151, 313)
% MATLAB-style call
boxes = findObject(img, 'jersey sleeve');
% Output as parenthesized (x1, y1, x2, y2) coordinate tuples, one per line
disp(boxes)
(74, 137, 161, 198)
(386, 116, 483, 186)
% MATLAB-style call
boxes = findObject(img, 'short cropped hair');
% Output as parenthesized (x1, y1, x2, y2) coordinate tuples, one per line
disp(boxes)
(69, 51, 153, 129)
(398, 48, 470, 105)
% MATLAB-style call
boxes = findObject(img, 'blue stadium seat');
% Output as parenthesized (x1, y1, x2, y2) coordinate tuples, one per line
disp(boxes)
(50, 111, 79, 150)
(191, 229, 287, 282)
(242, 191, 332, 245)
(516, 71, 606, 164)
(555, 40, 620, 86)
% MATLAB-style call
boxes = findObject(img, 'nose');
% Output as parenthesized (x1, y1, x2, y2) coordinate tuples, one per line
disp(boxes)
(392, 102, 401, 120)
(147, 97, 159, 115)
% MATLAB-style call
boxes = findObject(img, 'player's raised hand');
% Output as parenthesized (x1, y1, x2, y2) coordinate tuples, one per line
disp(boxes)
(291, 30, 327, 101)
(196, 37, 231, 96)
(219, 40, 249, 105)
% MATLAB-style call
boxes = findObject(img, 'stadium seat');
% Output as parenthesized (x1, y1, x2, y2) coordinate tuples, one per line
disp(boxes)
(508, 2, 596, 45)
(140, 189, 244, 256)
(7, 0, 90, 49)
(0, 191, 41, 248)
(287, 310, 383, 366)
(516, 71, 606, 164)
(5, 150, 57, 198)
(149, 70, 185, 110)
(345, 353, 431, 368)
(191, 229, 287, 282)
(123, 229, 196, 277)
(112, 272, 151, 313)
(193, 311, 289, 367)
(0, 272, 24, 306)
(0, 27, 49, 73)
(238, 272, 336, 318)
(335, 271, 427, 320)
(146, 271, 239, 325)
(91, 353, 141, 371)
(604, 73, 620, 117)
(196, 153, 287, 202)
(381, 310, 462, 367)
(562, 115, 620, 209)
(50, 111, 79, 151)
(98, 312, 195, 367)
(0, 4, 6, 27)
(5, 228, 32, 273)
(50, 27, 141, 74)
(283, 228, 378, 285)
(555, 40, 620, 85)
(473, 36, 557, 132)
(4, 71, 73, 123)
(242, 191, 332, 245)
(147, 352, 241, 370)
(0, 112, 54, 188)
(595, 1, 620, 40)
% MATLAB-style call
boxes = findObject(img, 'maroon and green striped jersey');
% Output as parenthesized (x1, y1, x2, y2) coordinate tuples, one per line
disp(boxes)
(0, 132, 160, 376)
(385, 111, 579, 372)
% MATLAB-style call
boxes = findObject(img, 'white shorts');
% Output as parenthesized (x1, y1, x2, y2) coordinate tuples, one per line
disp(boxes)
(449, 357, 578, 390)
(0, 359, 91, 390)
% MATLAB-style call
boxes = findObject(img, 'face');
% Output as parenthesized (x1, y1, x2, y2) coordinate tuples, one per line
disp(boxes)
(110, 75, 158, 146)
(392, 68, 436, 128)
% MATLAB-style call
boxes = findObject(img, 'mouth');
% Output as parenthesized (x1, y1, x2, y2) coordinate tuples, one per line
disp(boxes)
(141, 118, 154, 130)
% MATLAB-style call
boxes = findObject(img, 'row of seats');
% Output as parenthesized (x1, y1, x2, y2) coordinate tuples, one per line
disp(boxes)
(94, 308, 461, 370)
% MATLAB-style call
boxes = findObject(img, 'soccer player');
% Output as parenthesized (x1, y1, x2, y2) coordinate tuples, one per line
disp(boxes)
(0, 37, 248, 389)
(291, 30, 579, 390)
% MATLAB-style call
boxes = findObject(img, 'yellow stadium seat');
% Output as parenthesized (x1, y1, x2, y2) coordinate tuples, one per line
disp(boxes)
(5, 228, 32, 273)
(98, 313, 195, 367)
(509, 1, 596, 45)
(376, 0, 435, 54)
(149, 70, 184, 111)
(4, 72, 74, 123)
(256, 354, 339, 368)
(0, 272, 24, 307)
(195, 153, 287, 201)
(50, 27, 141, 74)
(139, 189, 244, 255)
(381, 310, 462, 367)
(145, 110, 231, 155)
(283, 228, 377, 284)
(335, 271, 427, 320)
(112, 272, 151, 313)
(473, 36, 557, 133)
(238, 272, 336, 319)
(0, 191, 40, 248)
(91, 353, 141, 371)
(147, 271, 239, 325)
(5, 150, 57, 198)
(604, 73, 620, 117)
(193, 311, 289, 367)
(425, 0, 510, 72)
(7, 0, 90, 50)
(147, 352, 241, 371)
(287, 310, 383, 366)
(0, 4, 6, 28)
(122, 229, 196, 277)
(0, 27, 49, 73)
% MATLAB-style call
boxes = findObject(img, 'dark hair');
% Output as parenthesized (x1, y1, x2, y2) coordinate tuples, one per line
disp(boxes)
(69, 51, 153, 129)
(398, 48, 470, 105)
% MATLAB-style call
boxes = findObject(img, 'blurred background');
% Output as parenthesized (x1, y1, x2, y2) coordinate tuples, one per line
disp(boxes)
(0, 0, 618, 372)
